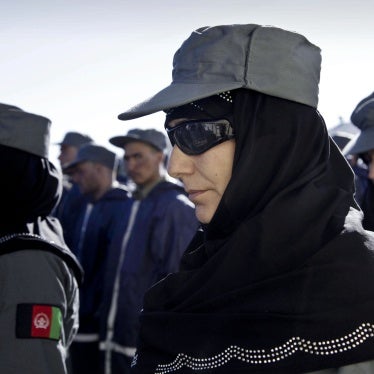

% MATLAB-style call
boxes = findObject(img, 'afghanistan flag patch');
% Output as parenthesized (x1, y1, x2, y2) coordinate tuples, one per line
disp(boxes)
(16, 304, 62, 341)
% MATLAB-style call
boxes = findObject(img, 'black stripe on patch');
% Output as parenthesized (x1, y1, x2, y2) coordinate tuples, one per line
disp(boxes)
(16, 304, 34, 338)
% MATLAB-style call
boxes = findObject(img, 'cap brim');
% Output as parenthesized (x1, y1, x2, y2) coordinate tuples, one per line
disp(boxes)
(109, 135, 162, 151)
(117, 81, 243, 121)
(342, 132, 372, 156)
(109, 136, 138, 148)
(62, 158, 85, 172)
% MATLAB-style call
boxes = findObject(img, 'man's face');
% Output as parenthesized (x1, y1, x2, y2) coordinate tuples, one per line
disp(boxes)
(72, 161, 101, 197)
(123, 142, 163, 187)
(58, 144, 78, 168)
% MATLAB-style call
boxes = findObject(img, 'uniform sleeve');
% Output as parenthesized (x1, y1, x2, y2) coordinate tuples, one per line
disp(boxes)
(0, 249, 79, 374)
(150, 195, 198, 276)
(304, 360, 374, 373)
(338, 360, 374, 373)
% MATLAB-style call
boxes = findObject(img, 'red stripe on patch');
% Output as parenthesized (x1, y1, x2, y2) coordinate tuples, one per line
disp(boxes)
(31, 305, 52, 338)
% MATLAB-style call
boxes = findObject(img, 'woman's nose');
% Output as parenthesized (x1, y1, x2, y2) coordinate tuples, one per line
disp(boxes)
(167, 145, 194, 179)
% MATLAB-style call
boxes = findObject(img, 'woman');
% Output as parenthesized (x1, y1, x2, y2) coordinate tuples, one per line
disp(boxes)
(118, 25, 374, 373)
(0, 103, 82, 373)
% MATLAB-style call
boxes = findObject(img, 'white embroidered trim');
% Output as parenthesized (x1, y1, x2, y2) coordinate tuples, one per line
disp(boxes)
(155, 322, 374, 373)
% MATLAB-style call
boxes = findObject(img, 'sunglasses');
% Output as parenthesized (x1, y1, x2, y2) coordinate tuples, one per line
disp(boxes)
(165, 119, 234, 155)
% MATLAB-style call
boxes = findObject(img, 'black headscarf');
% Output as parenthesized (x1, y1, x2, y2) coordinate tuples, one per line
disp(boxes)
(132, 90, 374, 373)
(0, 144, 84, 285)
(164, 91, 234, 125)
(0, 145, 62, 236)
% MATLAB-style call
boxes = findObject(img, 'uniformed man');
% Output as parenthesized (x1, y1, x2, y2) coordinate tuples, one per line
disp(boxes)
(63, 143, 131, 374)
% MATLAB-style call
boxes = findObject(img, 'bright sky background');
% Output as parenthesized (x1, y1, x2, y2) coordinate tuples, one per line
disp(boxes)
(1, 0, 373, 168)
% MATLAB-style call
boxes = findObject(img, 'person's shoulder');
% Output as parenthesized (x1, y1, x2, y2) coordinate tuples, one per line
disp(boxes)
(152, 179, 187, 197)
(100, 184, 131, 201)
(152, 181, 193, 206)
(171, 193, 195, 209)
(0, 233, 83, 284)
(147, 187, 196, 224)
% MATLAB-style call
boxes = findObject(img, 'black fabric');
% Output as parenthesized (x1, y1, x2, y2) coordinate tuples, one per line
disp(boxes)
(0, 145, 83, 285)
(131, 90, 374, 373)
(0, 145, 61, 235)
(69, 341, 102, 374)
(164, 91, 234, 126)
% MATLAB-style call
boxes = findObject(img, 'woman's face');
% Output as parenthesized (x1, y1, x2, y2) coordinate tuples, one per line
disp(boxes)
(167, 118, 235, 224)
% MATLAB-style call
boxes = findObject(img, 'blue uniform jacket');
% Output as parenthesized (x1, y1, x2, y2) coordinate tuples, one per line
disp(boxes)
(53, 181, 88, 250)
(71, 185, 131, 335)
(100, 180, 198, 364)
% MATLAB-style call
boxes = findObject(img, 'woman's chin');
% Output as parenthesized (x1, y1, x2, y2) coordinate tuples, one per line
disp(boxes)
(195, 206, 214, 225)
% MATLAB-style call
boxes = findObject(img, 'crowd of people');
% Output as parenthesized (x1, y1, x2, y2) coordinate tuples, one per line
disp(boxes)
(55, 129, 198, 373)
(1, 22, 374, 374)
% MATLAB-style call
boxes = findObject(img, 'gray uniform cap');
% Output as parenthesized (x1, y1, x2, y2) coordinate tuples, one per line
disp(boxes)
(0, 103, 51, 158)
(64, 143, 117, 171)
(57, 132, 93, 147)
(343, 92, 374, 156)
(118, 24, 321, 121)
(109, 128, 167, 152)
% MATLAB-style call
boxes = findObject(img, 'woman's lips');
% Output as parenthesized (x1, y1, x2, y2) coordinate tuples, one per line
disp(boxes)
(188, 190, 206, 202)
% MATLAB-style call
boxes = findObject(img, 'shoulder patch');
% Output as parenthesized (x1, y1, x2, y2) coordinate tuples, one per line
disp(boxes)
(16, 304, 62, 341)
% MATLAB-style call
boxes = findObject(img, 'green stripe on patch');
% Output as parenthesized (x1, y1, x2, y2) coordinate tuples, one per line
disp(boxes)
(49, 306, 62, 340)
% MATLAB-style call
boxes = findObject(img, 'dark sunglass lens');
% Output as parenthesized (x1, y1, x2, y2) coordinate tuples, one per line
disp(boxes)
(169, 120, 233, 155)
(178, 122, 226, 154)
(174, 124, 207, 154)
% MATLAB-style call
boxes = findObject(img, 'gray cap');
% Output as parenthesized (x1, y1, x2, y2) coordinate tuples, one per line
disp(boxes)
(118, 24, 321, 121)
(64, 143, 117, 171)
(0, 103, 51, 158)
(343, 92, 374, 155)
(57, 131, 93, 147)
(109, 128, 167, 152)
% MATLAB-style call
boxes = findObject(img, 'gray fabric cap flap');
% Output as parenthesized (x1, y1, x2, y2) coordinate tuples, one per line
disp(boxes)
(118, 24, 321, 121)
(0, 103, 51, 158)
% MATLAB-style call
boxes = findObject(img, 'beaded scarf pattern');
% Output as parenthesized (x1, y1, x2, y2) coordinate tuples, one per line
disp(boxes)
(152, 322, 374, 373)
